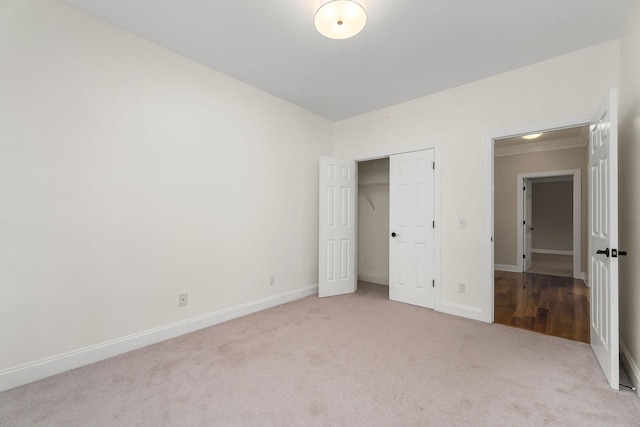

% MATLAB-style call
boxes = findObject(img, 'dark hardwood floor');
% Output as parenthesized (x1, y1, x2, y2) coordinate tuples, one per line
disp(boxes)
(494, 271, 590, 343)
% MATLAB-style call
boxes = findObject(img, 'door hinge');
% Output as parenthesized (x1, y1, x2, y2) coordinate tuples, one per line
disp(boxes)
(433, 220, 435, 228)
(432, 162, 435, 170)
(523, 254, 526, 259)
(523, 220, 526, 225)
(432, 279, 435, 288)
(523, 186, 526, 191)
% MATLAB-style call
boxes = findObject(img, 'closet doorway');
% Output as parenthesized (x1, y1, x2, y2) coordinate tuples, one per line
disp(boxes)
(357, 158, 390, 292)
(318, 147, 440, 310)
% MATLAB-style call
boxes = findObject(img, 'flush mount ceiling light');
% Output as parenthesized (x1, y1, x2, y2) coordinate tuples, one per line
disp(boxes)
(314, 0, 367, 40)
(522, 133, 543, 140)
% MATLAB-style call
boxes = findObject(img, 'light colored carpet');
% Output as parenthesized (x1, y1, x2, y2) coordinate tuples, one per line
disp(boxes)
(526, 253, 574, 278)
(1, 282, 639, 426)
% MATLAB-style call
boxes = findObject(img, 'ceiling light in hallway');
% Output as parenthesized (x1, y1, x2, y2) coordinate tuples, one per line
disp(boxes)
(522, 133, 543, 140)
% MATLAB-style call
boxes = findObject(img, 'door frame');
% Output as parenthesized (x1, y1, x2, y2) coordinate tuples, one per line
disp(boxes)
(523, 177, 534, 272)
(516, 169, 582, 279)
(484, 116, 591, 322)
(355, 141, 442, 311)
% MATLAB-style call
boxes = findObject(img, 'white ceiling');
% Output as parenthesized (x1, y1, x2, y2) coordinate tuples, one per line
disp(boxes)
(60, 0, 632, 121)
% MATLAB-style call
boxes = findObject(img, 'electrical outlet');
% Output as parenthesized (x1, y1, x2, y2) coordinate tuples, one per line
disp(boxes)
(458, 283, 466, 293)
(178, 293, 188, 307)
(269, 276, 275, 286)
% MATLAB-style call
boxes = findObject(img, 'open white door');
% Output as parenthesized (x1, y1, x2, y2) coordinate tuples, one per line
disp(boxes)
(589, 88, 619, 390)
(319, 157, 357, 297)
(389, 150, 435, 308)
(523, 179, 533, 271)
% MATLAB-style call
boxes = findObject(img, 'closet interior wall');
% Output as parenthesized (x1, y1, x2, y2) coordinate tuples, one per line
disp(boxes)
(357, 158, 390, 286)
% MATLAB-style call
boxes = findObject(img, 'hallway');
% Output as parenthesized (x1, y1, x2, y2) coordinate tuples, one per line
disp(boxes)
(494, 271, 589, 343)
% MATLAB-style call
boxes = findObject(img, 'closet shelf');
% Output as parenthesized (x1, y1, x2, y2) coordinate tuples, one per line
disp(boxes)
(359, 181, 389, 187)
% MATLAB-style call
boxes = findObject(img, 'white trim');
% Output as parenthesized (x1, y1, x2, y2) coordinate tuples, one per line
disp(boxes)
(0, 285, 318, 392)
(485, 115, 592, 324)
(433, 143, 442, 314)
(439, 301, 485, 322)
(357, 274, 389, 286)
(516, 169, 582, 279)
(494, 264, 520, 273)
(621, 340, 640, 397)
(529, 175, 574, 183)
(531, 249, 574, 256)
(495, 136, 587, 157)
(485, 131, 495, 323)
(355, 161, 359, 291)
(353, 142, 442, 162)
(354, 141, 442, 314)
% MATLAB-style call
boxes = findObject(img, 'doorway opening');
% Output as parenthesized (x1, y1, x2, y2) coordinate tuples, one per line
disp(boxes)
(492, 125, 591, 342)
(524, 176, 574, 277)
(318, 145, 440, 311)
(518, 171, 582, 279)
(356, 157, 390, 298)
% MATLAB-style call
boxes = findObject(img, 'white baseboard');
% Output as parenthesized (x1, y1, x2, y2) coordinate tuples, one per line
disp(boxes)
(575, 271, 587, 281)
(0, 284, 318, 393)
(358, 274, 389, 286)
(621, 339, 640, 397)
(532, 249, 573, 256)
(438, 301, 485, 322)
(494, 264, 520, 273)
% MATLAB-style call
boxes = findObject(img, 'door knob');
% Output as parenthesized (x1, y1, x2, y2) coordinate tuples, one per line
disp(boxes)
(613, 249, 627, 257)
(596, 248, 610, 257)
(391, 232, 397, 237)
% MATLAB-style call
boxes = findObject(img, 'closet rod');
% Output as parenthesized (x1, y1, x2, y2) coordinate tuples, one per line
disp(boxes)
(358, 181, 389, 188)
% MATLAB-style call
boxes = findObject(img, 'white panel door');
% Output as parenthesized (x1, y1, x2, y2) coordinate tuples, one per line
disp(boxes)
(389, 150, 435, 308)
(524, 179, 533, 271)
(589, 89, 619, 390)
(319, 157, 357, 297)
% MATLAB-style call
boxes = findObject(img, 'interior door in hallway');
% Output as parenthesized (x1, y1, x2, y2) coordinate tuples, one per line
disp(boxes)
(589, 88, 619, 390)
(389, 150, 435, 308)
(318, 157, 357, 297)
(524, 179, 533, 271)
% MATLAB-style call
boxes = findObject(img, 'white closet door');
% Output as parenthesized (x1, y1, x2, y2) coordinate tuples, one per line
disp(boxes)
(389, 150, 435, 308)
(318, 157, 357, 297)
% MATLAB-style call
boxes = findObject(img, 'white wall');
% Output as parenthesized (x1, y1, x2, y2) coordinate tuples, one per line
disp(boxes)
(357, 158, 389, 285)
(0, 0, 332, 383)
(618, 0, 640, 395)
(334, 41, 619, 321)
